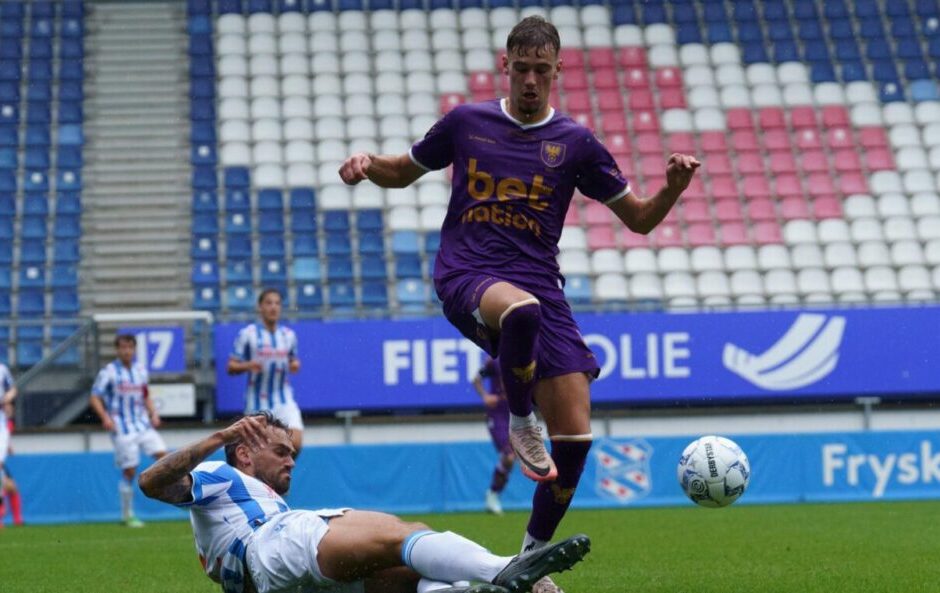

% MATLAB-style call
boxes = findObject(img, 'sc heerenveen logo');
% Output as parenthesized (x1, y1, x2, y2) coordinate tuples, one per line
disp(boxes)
(722, 314, 846, 391)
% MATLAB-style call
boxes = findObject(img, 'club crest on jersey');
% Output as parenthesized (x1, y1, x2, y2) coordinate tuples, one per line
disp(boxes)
(540, 141, 566, 167)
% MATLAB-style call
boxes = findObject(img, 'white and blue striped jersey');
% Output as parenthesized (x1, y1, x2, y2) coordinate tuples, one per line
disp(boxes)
(0, 363, 12, 430)
(91, 360, 151, 435)
(230, 324, 298, 411)
(181, 460, 290, 592)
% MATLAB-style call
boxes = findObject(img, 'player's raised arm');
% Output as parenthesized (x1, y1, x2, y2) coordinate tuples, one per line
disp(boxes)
(139, 415, 270, 504)
(338, 152, 426, 188)
(608, 153, 701, 234)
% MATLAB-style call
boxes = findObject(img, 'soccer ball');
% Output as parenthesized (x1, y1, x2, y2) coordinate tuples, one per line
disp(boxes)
(677, 435, 750, 508)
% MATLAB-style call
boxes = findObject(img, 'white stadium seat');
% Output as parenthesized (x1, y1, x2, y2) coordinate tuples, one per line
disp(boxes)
(630, 273, 663, 301)
(595, 273, 629, 303)
(285, 141, 314, 165)
(217, 14, 246, 35)
(217, 34, 247, 56)
(351, 184, 384, 209)
(248, 33, 277, 55)
(380, 115, 411, 139)
(347, 116, 377, 140)
(558, 250, 591, 276)
(790, 244, 824, 269)
(344, 94, 374, 118)
(404, 50, 434, 72)
(219, 55, 248, 77)
(252, 119, 282, 142)
(220, 142, 251, 166)
(713, 64, 743, 86)
(831, 267, 866, 300)
(823, 243, 857, 268)
(783, 219, 817, 244)
(340, 31, 370, 53)
(278, 12, 306, 33)
(757, 244, 791, 270)
(876, 193, 910, 218)
(679, 43, 709, 67)
(254, 164, 284, 187)
(783, 84, 813, 106)
(690, 246, 723, 272)
(419, 206, 447, 231)
(624, 248, 656, 273)
(369, 10, 399, 31)
(248, 13, 276, 33)
(663, 272, 696, 300)
(402, 30, 431, 52)
(219, 98, 249, 121)
(314, 117, 345, 141)
(657, 247, 691, 273)
(282, 97, 312, 119)
(661, 109, 694, 133)
(407, 72, 437, 94)
(337, 11, 367, 31)
(399, 9, 428, 30)
(251, 97, 280, 121)
(253, 141, 282, 165)
(220, 120, 250, 143)
(310, 32, 338, 53)
(286, 163, 317, 187)
(884, 103, 915, 126)
(857, 241, 891, 267)
(281, 75, 310, 97)
(347, 138, 378, 156)
(592, 249, 625, 274)
(746, 63, 776, 85)
(614, 24, 643, 46)
(751, 85, 783, 107)
(435, 50, 464, 73)
(724, 245, 757, 271)
(410, 115, 438, 139)
(797, 268, 831, 297)
(891, 241, 925, 266)
(318, 184, 353, 210)
(417, 182, 449, 207)
(647, 44, 679, 68)
(884, 217, 917, 243)
(249, 54, 278, 77)
(845, 81, 877, 104)
(580, 5, 610, 27)
(376, 95, 406, 117)
(693, 108, 726, 131)
(343, 73, 373, 95)
(721, 85, 752, 108)
(219, 77, 249, 99)
(813, 82, 845, 105)
(912, 193, 940, 217)
(386, 185, 418, 208)
(850, 103, 883, 126)
(316, 139, 346, 163)
(342, 52, 370, 75)
(558, 227, 587, 251)
(250, 76, 279, 98)
(816, 219, 850, 244)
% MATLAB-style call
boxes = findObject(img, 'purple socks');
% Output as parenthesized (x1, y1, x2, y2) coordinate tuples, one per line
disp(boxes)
(526, 439, 592, 542)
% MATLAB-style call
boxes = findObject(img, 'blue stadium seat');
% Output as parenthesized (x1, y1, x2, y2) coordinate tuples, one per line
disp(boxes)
(24, 170, 48, 192)
(296, 282, 323, 308)
(60, 82, 83, 102)
(25, 125, 49, 147)
(675, 23, 702, 45)
(356, 209, 383, 232)
(18, 265, 44, 288)
(258, 212, 284, 233)
(905, 60, 931, 81)
(0, 104, 16, 128)
(611, 5, 636, 26)
(226, 285, 255, 312)
(897, 39, 923, 60)
(289, 188, 315, 211)
(191, 122, 215, 143)
(0, 268, 9, 289)
(0, 292, 9, 315)
(396, 279, 429, 310)
(0, 83, 17, 102)
(891, 18, 916, 38)
(0, 126, 16, 147)
(52, 290, 79, 315)
(673, 6, 699, 25)
(260, 258, 286, 284)
(23, 193, 48, 215)
(193, 166, 218, 190)
(0, 194, 12, 214)
(879, 82, 906, 102)
(17, 289, 44, 317)
(564, 275, 592, 305)
(29, 39, 52, 59)
(190, 78, 214, 99)
(917, 0, 940, 17)
(18, 323, 43, 340)
(21, 215, 47, 239)
(192, 213, 218, 234)
(31, 2, 55, 18)
(0, 2, 24, 18)
(58, 170, 81, 192)
(248, 0, 273, 13)
(258, 236, 285, 258)
(26, 86, 50, 106)
(50, 264, 77, 288)
(325, 233, 352, 256)
(190, 99, 215, 121)
(226, 236, 253, 259)
(930, 38, 940, 61)
(53, 215, 80, 239)
(834, 39, 861, 61)
(16, 342, 43, 367)
(30, 19, 53, 39)
(872, 61, 900, 83)
(190, 56, 214, 78)
(191, 234, 218, 260)
(732, 1, 757, 21)
(21, 240, 47, 264)
(810, 62, 836, 83)
(327, 257, 354, 281)
(860, 18, 886, 39)
(323, 211, 350, 232)
(0, 240, 11, 264)
(191, 143, 216, 165)
(762, 2, 787, 20)
(193, 190, 218, 213)
(395, 255, 423, 279)
(24, 147, 48, 168)
(217, 0, 243, 14)
(0, 169, 14, 190)
(865, 39, 892, 60)
(0, 40, 19, 60)
(258, 189, 283, 211)
(224, 167, 250, 189)
(0, 21, 24, 38)
(798, 20, 823, 41)
(773, 41, 799, 63)
(0, 217, 11, 240)
(361, 282, 388, 307)
(277, 0, 303, 12)
(57, 123, 84, 146)
(225, 188, 250, 212)
(839, 62, 867, 82)
(0, 62, 22, 84)
(187, 0, 211, 14)
(640, 3, 666, 24)
(187, 16, 211, 35)
(824, 0, 849, 19)
(911, 80, 940, 102)
(58, 59, 84, 82)
(328, 282, 356, 310)
(424, 232, 440, 254)
(194, 286, 221, 311)
(292, 257, 321, 281)
(191, 261, 218, 285)
(59, 38, 83, 59)
(52, 239, 78, 263)
(0, 147, 16, 169)
(290, 212, 316, 233)
(226, 260, 253, 283)
(360, 256, 386, 280)
(705, 23, 732, 44)
(289, 232, 317, 256)
(391, 231, 421, 255)
(741, 42, 768, 63)
(55, 193, 81, 215)
(358, 231, 385, 255)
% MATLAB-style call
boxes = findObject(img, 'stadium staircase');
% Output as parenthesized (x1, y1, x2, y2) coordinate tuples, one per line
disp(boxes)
(81, 1, 192, 312)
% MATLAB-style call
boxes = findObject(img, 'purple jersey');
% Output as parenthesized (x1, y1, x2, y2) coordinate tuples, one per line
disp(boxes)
(410, 99, 630, 289)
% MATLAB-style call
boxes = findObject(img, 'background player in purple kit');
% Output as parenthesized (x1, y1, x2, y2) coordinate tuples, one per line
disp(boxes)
(340, 16, 699, 593)
(472, 356, 515, 515)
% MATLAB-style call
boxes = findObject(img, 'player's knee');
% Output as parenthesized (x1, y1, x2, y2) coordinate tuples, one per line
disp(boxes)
(498, 299, 541, 335)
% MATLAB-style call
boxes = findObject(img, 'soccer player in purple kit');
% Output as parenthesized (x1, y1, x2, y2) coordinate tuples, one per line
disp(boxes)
(340, 16, 699, 593)
(472, 356, 515, 515)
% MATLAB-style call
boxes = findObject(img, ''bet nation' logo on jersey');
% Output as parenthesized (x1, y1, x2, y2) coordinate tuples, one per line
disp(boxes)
(460, 158, 554, 237)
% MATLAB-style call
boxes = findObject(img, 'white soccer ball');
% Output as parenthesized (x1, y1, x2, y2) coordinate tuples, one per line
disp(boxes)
(677, 435, 750, 508)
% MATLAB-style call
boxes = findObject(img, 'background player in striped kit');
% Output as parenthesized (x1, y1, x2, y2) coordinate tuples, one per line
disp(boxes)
(227, 288, 304, 453)
(0, 361, 23, 526)
(472, 356, 515, 516)
(89, 333, 166, 527)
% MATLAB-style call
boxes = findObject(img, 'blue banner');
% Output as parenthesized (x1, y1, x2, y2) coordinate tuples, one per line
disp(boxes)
(119, 326, 186, 373)
(214, 307, 940, 414)
(11, 430, 940, 524)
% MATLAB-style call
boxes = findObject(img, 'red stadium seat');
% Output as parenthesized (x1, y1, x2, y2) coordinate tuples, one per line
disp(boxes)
(623, 68, 650, 89)
(768, 151, 797, 174)
(559, 48, 584, 70)
(699, 131, 728, 153)
(752, 221, 782, 245)
(731, 130, 760, 152)
(627, 89, 655, 110)
(468, 72, 495, 94)
(839, 173, 868, 194)
(631, 110, 660, 133)
(687, 222, 717, 246)
(549, 89, 561, 108)
(620, 226, 649, 248)
(562, 70, 589, 92)
(654, 67, 683, 88)
(618, 46, 647, 68)
(600, 112, 628, 136)
(806, 173, 836, 199)
(592, 68, 619, 90)
(726, 108, 755, 131)
(741, 175, 772, 199)
(472, 90, 496, 103)
(826, 128, 854, 150)
(833, 149, 862, 173)
(736, 153, 764, 175)
(705, 153, 732, 175)
(714, 198, 745, 223)
(597, 89, 623, 112)
(636, 133, 663, 155)
(864, 149, 895, 170)
(719, 222, 750, 246)
(565, 90, 591, 112)
(789, 106, 818, 129)
(858, 127, 889, 149)
(763, 129, 792, 151)
(440, 93, 466, 114)
(711, 175, 738, 200)
(746, 198, 777, 222)
(588, 47, 615, 70)
(614, 156, 634, 177)
(780, 196, 811, 220)
(587, 224, 618, 250)
(564, 204, 581, 226)
(584, 201, 610, 225)
(651, 223, 684, 248)
(606, 132, 631, 156)
(821, 105, 850, 127)
(681, 200, 712, 223)
(682, 175, 707, 201)
(795, 128, 823, 150)
(571, 111, 594, 131)
(659, 88, 687, 109)
(758, 107, 787, 130)
(774, 175, 804, 199)
(799, 150, 830, 173)
(667, 132, 696, 153)
(812, 197, 844, 219)
(640, 155, 663, 176)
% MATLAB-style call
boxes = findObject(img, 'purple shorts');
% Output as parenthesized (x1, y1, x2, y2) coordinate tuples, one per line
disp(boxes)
(434, 272, 600, 381)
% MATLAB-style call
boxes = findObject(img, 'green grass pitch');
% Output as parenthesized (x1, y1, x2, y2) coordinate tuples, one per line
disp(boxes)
(2, 501, 938, 592)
